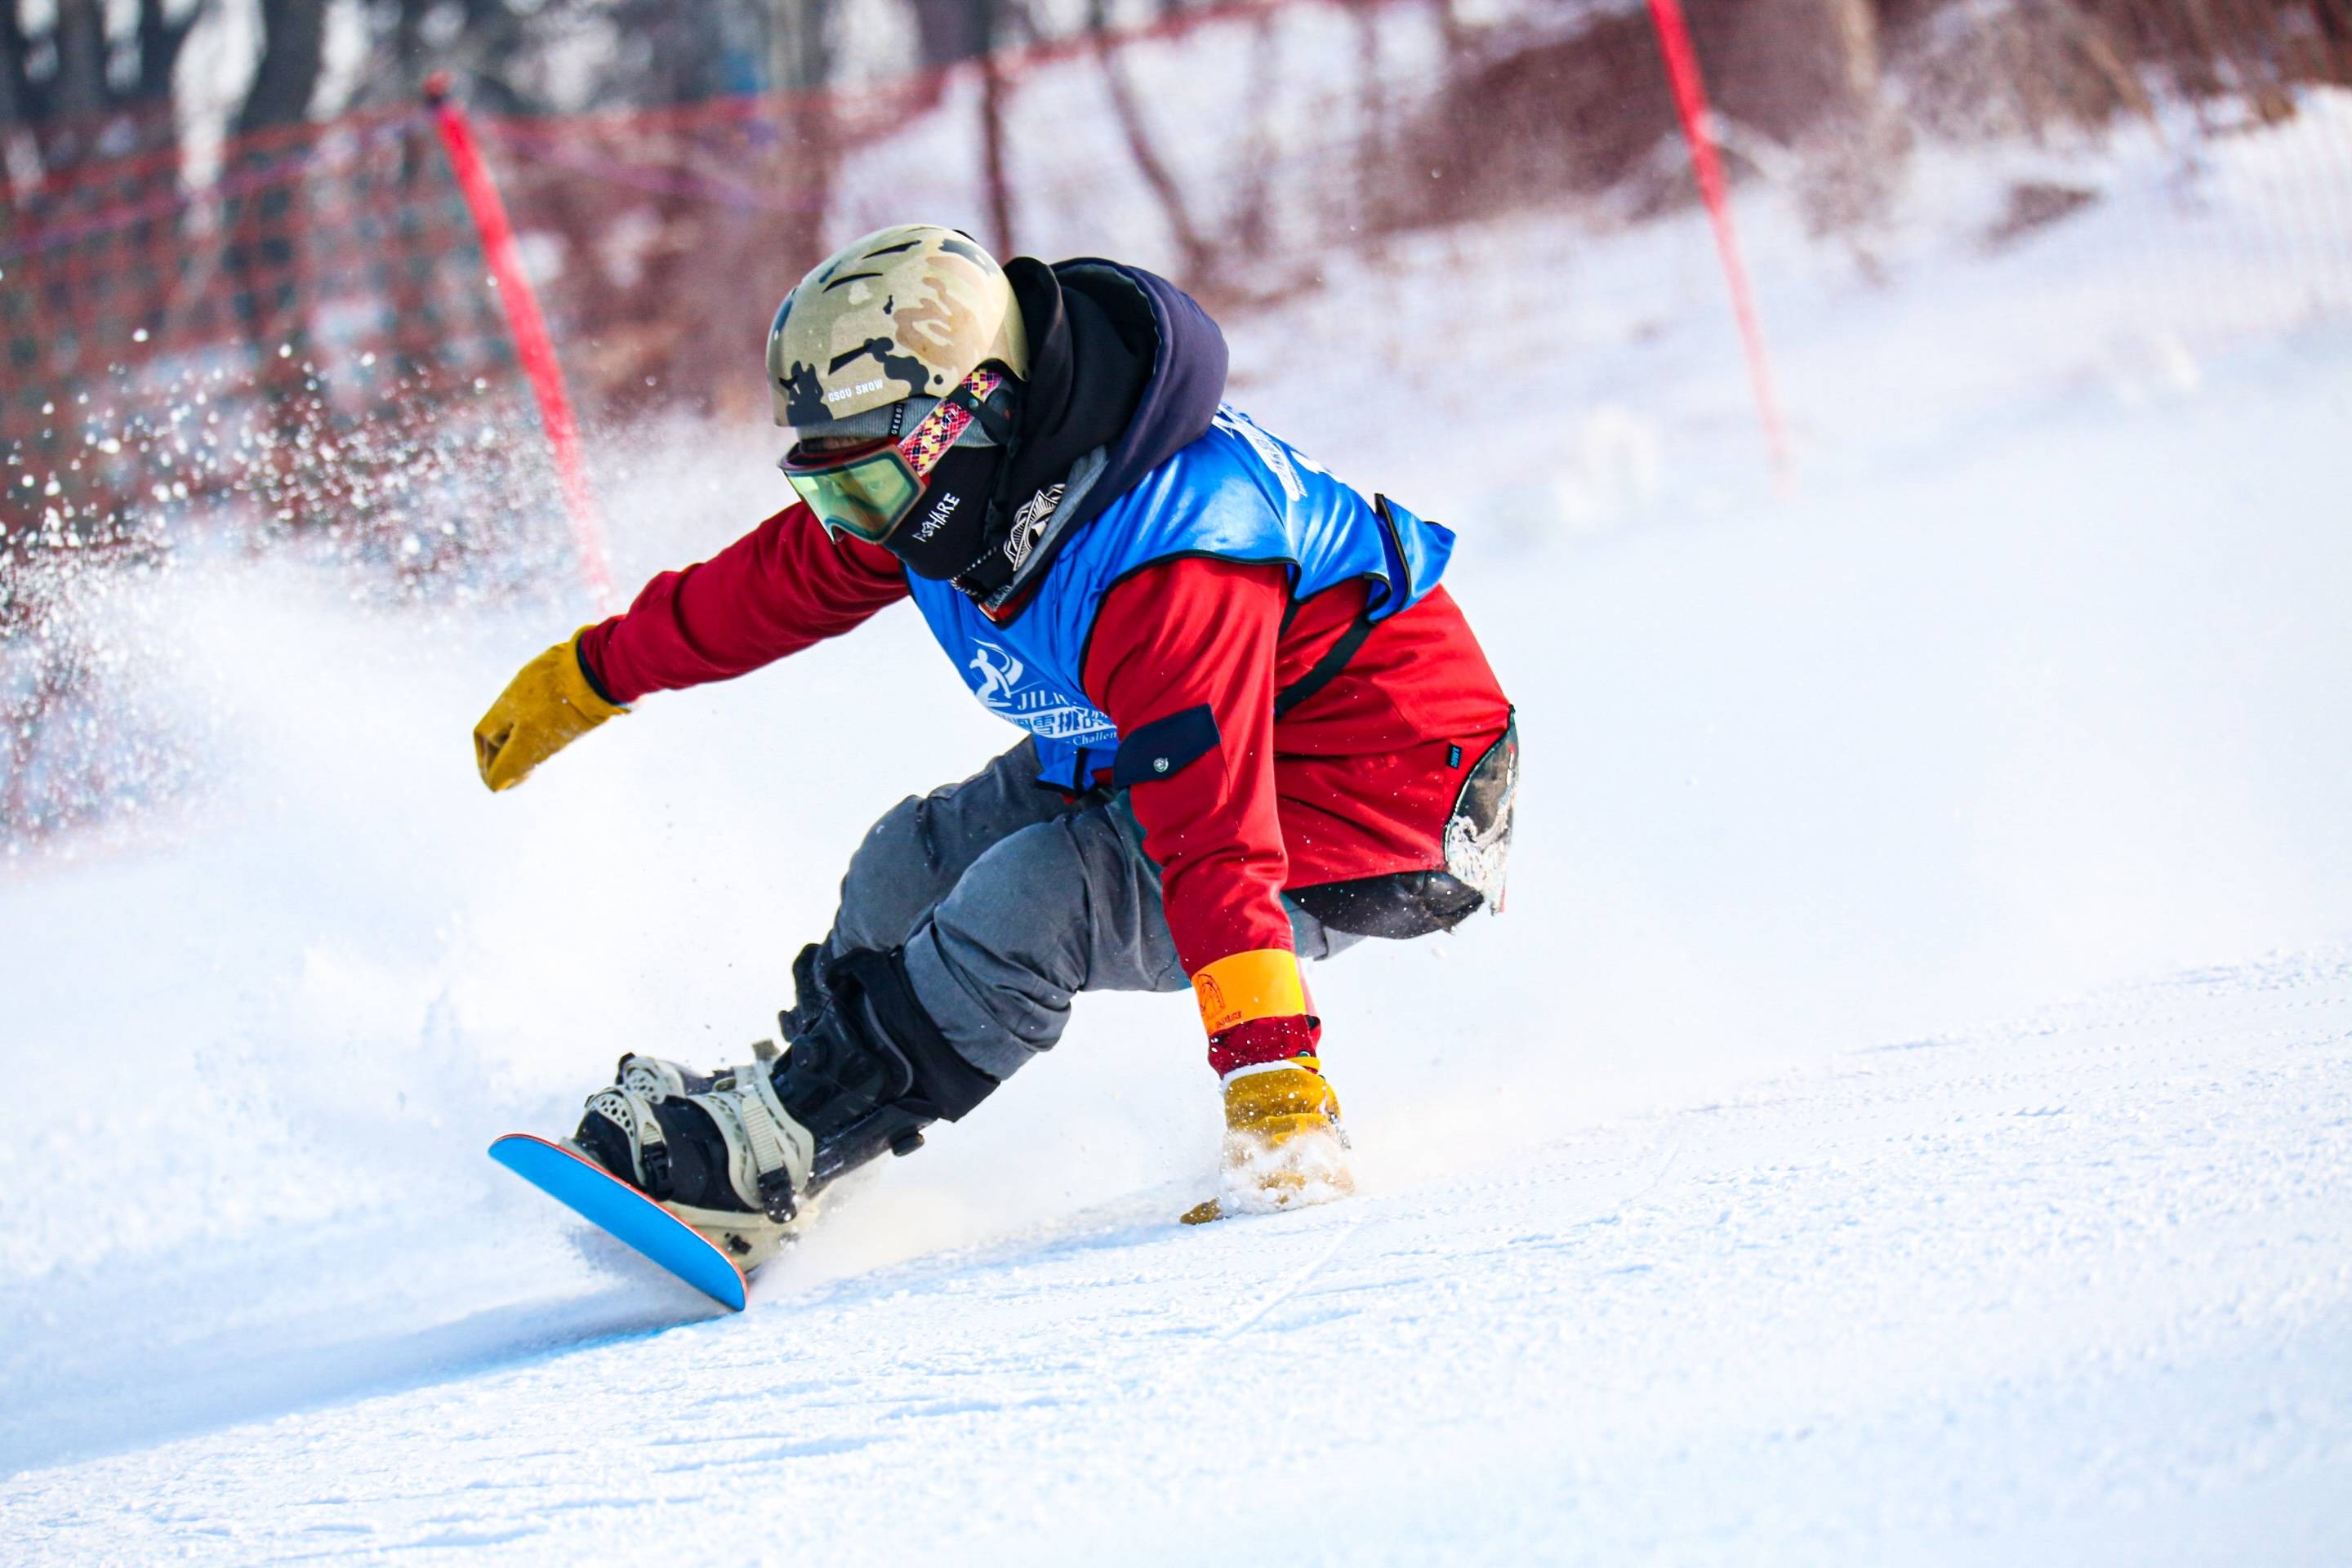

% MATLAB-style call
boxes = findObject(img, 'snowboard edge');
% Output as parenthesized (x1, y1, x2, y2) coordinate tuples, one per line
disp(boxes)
(489, 1132, 749, 1312)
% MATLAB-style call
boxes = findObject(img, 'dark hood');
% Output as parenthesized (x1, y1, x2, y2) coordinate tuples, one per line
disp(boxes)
(954, 256, 1228, 613)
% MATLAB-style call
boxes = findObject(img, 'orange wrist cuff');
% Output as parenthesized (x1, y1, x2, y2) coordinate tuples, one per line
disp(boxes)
(1191, 947, 1307, 1038)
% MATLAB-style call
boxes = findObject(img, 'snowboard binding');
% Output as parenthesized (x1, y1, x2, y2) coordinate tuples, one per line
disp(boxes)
(572, 945, 1004, 1268)
(576, 1048, 811, 1264)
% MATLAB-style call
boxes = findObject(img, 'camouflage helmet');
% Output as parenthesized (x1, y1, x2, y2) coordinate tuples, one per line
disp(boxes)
(766, 224, 1030, 430)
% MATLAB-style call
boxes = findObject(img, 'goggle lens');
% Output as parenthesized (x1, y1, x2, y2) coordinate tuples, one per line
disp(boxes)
(781, 444, 922, 543)
(778, 367, 1006, 546)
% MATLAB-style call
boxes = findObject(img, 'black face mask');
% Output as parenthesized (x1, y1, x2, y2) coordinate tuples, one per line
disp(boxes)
(884, 443, 1005, 581)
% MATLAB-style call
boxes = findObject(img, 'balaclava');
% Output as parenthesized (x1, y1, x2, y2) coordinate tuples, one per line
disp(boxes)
(810, 393, 1011, 581)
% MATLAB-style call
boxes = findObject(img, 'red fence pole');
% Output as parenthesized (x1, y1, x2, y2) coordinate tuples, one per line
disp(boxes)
(424, 74, 615, 608)
(1644, 0, 1796, 493)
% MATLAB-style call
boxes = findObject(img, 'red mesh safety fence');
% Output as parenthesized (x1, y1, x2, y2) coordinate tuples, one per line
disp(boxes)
(0, 100, 578, 658)
(2, 105, 521, 491)
(5, 0, 2352, 849)
(0, 105, 566, 842)
(12, 0, 2348, 560)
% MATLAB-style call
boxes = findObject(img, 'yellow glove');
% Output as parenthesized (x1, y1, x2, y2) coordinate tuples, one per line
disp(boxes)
(473, 628, 627, 791)
(1179, 1058, 1353, 1226)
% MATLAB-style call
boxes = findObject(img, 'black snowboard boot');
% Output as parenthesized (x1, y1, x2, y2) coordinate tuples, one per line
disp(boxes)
(573, 946, 1003, 1266)
(777, 945, 1004, 1191)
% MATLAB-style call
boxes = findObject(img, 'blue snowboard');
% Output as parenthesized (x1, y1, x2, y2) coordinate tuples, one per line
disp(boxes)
(489, 1132, 749, 1312)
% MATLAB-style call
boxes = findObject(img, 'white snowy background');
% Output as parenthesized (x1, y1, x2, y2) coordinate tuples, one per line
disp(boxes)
(3, 74, 2351, 1566)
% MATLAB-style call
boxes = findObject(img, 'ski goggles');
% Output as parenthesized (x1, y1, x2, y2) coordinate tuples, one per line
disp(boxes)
(777, 366, 1009, 544)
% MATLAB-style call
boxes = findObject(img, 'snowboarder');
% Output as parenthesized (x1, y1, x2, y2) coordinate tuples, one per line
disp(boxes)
(474, 225, 1517, 1262)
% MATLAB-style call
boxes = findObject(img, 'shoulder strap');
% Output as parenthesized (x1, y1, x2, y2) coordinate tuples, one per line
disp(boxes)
(1273, 599, 1374, 719)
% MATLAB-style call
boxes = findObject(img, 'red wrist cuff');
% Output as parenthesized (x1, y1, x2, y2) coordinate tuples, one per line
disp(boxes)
(1207, 1013, 1322, 1078)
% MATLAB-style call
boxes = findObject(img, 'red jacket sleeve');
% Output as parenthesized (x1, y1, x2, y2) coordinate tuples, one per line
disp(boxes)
(1082, 557, 1295, 978)
(581, 502, 909, 704)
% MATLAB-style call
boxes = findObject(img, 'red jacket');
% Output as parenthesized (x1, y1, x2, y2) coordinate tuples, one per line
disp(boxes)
(584, 503, 1510, 988)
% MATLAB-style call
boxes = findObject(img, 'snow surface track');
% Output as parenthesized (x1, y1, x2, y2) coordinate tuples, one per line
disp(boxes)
(6, 951, 2350, 1563)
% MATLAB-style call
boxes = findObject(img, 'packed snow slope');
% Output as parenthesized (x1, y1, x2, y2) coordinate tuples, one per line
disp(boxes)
(5, 109, 2352, 1561)
(8, 951, 2352, 1564)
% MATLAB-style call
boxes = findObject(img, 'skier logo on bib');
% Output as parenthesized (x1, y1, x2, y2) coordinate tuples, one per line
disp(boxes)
(968, 640, 1024, 707)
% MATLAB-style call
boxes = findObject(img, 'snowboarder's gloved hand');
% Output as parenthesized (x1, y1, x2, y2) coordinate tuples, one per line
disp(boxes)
(473, 629, 627, 791)
(1182, 951, 1353, 1223)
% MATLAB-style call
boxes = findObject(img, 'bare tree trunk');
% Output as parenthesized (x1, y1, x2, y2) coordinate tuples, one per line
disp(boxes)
(1432, 0, 1467, 57)
(2052, 0, 2159, 123)
(1229, 13, 1279, 256)
(2198, 0, 2292, 118)
(978, 0, 1017, 258)
(236, 0, 328, 137)
(1088, 0, 1217, 286)
(1717, 0, 1907, 241)
(1353, 0, 1382, 234)
(227, 0, 331, 493)
(51, 1, 107, 116)
(1813, 0, 1907, 232)
(129, 0, 206, 330)
(3, 0, 199, 183)
(38, 0, 109, 170)
(773, 0, 837, 270)
(136, 0, 185, 101)
(771, 0, 829, 87)
(909, 0, 992, 70)
(2316, 0, 2352, 82)
(0, 2, 25, 116)
(0, 5, 29, 207)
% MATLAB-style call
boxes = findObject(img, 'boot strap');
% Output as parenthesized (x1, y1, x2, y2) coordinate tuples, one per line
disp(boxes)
(616, 1053, 695, 1098)
(684, 1070, 815, 1223)
(582, 1088, 671, 1199)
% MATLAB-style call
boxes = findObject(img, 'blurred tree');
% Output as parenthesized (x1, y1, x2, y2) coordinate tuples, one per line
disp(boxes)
(773, 0, 842, 271)
(349, 0, 590, 114)
(1087, 0, 1215, 284)
(606, 1, 742, 105)
(976, 0, 1016, 256)
(0, 0, 207, 185)
(1708, 0, 1911, 245)
(221, 0, 333, 473)
(908, 0, 992, 71)
(235, 0, 328, 136)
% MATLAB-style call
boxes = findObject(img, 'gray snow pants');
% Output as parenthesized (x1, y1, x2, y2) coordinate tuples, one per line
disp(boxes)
(817, 739, 1358, 1081)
